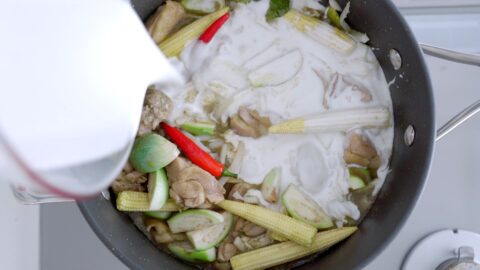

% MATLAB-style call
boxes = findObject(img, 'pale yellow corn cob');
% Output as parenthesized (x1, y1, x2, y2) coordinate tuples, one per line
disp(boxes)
(283, 10, 356, 54)
(231, 227, 358, 270)
(159, 7, 230, 57)
(217, 200, 316, 246)
(116, 191, 179, 212)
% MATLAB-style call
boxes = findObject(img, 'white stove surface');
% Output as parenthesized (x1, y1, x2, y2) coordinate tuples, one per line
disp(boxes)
(2, 4, 480, 270)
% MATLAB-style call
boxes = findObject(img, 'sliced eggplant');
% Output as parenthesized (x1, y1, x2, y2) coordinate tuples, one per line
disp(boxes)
(282, 184, 333, 229)
(147, 168, 169, 210)
(145, 211, 173, 220)
(186, 212, 234, 250)
(168, 241, 216, 262)
(181, 0, 225, 15)
(348, 167, 372, 184)
(167, 209, 224, 233)
(129, 133, 180, 173)
(248, 49, 303, 87)
(261, 167, 281, 203)
(348, 175, 366, 190)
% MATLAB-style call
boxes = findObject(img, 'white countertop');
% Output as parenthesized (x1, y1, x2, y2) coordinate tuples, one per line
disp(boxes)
(0, 181, 39, 270)
(2, 5, 480, 270)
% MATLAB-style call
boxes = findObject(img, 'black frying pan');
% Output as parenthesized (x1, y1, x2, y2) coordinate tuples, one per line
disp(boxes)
(78, 0, 436, 269)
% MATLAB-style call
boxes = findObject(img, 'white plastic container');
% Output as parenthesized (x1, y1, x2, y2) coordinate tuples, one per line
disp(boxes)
(0, 0, 182, 200)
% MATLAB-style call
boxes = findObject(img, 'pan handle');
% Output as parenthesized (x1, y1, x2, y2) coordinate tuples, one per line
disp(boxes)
(419, 44, 480, 141)
(420, 44, 480, 67)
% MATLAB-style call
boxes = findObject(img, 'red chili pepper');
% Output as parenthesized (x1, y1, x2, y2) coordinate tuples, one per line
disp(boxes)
(161, 122, 236, 178)
(198, 12, 230, 43)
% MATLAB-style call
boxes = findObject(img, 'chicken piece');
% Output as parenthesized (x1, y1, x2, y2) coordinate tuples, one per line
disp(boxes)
(170, 180, 206, 208)
(217, 242, 238, 262)
(228, 183, 256, 201)
(144, 217, 186, 243)
(229, 107, 271, 138)
(232, 218, 267, 240)
(242, 221, 266, 237)
(178, 167, 225, 204)
(196, 202, 215, 209)
(146, 1, 186, 44)
(344, 133, 380, 170)
(233, 234, 274, 252)
(166, 157, 225, 208)
(138, 88, 173, 136)
(111, 162, 147, 194)
(241, 234, 274, 250)
(234, 218, 247, 233)
(213, 262, 232, 270)
(166, 157, 191, 183)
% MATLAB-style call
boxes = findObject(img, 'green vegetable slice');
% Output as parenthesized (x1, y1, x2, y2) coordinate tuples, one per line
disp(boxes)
(181, 122, 215, 136)
(145, 211, 172, 220)
(168, 241, 216, 262)
(348, 167, 372, 184)
(266, 0, 290, 22)
(167, 209, 224, 233)
(129, 133, 180, 173)
(348, 175, 366, 190)
(282, 184, 333, 229)
(147, 168, 169, 210)
(326, 6, 341, 29)
(181, 0, 225, 14)
(186, 211, 234, 250)
(261, 167, 281, 203)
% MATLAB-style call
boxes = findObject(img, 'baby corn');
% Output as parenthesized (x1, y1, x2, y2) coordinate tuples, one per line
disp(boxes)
(116, 191, 179, 212)
(159, 7, 230, 57)
(269, 107, 391, 134)
(217, 200, 317, 246)
(231, 227, 358, 270)
(283, 10, 356, 54)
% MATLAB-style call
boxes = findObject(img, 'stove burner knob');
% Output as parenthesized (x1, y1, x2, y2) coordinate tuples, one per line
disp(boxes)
(436, 246, 480, 270)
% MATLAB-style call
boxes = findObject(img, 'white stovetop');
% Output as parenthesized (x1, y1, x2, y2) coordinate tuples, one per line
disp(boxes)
(2, 4, 480, 270)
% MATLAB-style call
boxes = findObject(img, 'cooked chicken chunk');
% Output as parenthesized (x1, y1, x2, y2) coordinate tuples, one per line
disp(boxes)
(230, 106, 271, 138)
(344, 133, 380, 170)
(111, 162, 147, 194)
(138, 88, 173, 136)
(233, 234, 274, 252)
(170, 180, 206, 208)
(217, 242, 238, 262)
(166, 157, 225, 208)
(166, 157, 191, 183)
(242, 221, 267, 237)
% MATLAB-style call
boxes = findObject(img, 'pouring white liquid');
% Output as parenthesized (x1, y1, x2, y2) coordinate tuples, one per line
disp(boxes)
(0, 0, 182, 197)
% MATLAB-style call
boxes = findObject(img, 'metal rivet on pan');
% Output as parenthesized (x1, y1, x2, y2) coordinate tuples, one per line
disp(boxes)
(404, 125, 415, 146)
(389, 49, 402, 70)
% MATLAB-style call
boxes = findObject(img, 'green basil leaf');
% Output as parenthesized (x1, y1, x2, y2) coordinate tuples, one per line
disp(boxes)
(265, 0, 290, 22)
